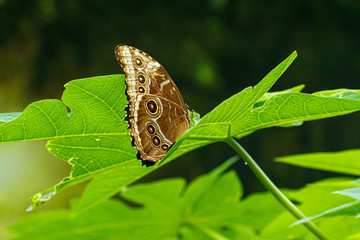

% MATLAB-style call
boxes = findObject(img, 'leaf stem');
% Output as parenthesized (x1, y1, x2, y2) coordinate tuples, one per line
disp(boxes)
(225, 138, 330, 240)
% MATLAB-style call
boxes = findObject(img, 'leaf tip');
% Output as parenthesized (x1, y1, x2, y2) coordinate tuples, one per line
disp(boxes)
(27, 190, 56, 212)
(291, 50, 298, 58)
(285, 51, 298, 63)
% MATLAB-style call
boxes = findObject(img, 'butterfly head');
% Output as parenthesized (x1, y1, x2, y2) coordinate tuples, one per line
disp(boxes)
(186, 105, 201, 127)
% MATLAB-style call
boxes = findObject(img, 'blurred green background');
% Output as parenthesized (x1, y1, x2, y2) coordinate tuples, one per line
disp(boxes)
(0, 0, 359, 238)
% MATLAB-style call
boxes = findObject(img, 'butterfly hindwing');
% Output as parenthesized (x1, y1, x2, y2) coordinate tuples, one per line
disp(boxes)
(115, 45, 191, 165)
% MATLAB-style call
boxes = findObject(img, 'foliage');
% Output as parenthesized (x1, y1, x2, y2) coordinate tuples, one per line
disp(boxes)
(278, 149, 360, 228)
(1, 52, 360, 239)
(277, 149, 360, 176)
(9, 159, 360, 240)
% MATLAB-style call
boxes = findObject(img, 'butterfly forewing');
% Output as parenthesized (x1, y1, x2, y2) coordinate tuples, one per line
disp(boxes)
(115, 45, 186, 107)
(115, 45, 191, 165)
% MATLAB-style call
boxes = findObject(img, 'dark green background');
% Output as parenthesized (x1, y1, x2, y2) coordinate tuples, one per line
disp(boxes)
(0, 0, 359, 210)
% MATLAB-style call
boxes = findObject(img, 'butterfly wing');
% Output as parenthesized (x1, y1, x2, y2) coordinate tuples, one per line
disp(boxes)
(115, 45, 190, 165)
(131, 95, 190, 161)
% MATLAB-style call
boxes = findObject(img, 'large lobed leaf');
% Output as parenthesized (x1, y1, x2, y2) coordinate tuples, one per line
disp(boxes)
(1, 51, 360, 211)
(9, 161, 360, 240)
(9, 159, 282, 240)
(260, 177, 360, 239)
(277, 149, 360, 176)
(278, 149, 360, 226)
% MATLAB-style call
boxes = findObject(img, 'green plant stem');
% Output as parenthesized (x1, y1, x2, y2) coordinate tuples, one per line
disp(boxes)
(225, 138, 330, 240)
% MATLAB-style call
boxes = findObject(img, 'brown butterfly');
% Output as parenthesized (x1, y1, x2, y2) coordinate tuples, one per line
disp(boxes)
(115, 45, 192, 166)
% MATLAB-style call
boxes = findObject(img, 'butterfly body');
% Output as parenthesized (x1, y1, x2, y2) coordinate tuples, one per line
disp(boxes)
(115, 45, 191, 166)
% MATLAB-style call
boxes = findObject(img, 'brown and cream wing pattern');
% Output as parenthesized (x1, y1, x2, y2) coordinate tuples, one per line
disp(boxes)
(115, 45, 191, 166)
(131, 95, 190, 161)
(115, 45, 185, 107)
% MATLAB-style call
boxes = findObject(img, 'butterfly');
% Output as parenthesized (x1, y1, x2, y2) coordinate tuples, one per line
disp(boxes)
(115, 45, 193, 166)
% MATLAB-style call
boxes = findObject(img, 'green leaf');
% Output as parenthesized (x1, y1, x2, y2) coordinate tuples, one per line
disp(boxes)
(179, 51, 298, 141)
(313, 88, 360, 98)
(318, 216, 360, 240)
(287, 178, 360, 229)
(0, 75, 157, 210)
(72, 161, 153, 214)
(334, 187, 360, 200)
(0, 75, 128, 143)
(2, 51, 360, 212)
(254, 84, 305, 108)
(348, 232, 360, 240)
(10, 160, 257, 240)
(0, 112, 21, 124)
(166, 52, 360, 162)
(261, 178, 360, 239)
(261, 209, 360, 240)
(260, 211, 310, 240)
(288, 177, 360, 211)
(232, 89, 360, 139)
(234, 191, 285, 229)
(11, 163, 360, 239)
(276, 149, 360, 176)
(11, 199, 180, 240)
(292, 201, 360, 226)
(162, 51, 299, 164)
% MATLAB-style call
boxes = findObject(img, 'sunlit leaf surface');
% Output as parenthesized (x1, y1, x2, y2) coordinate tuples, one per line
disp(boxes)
(9, 159, 278, 240)
(9, 161, 360, 240)
(277, 149, 360, 176)
(1, 52, 360, 212)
